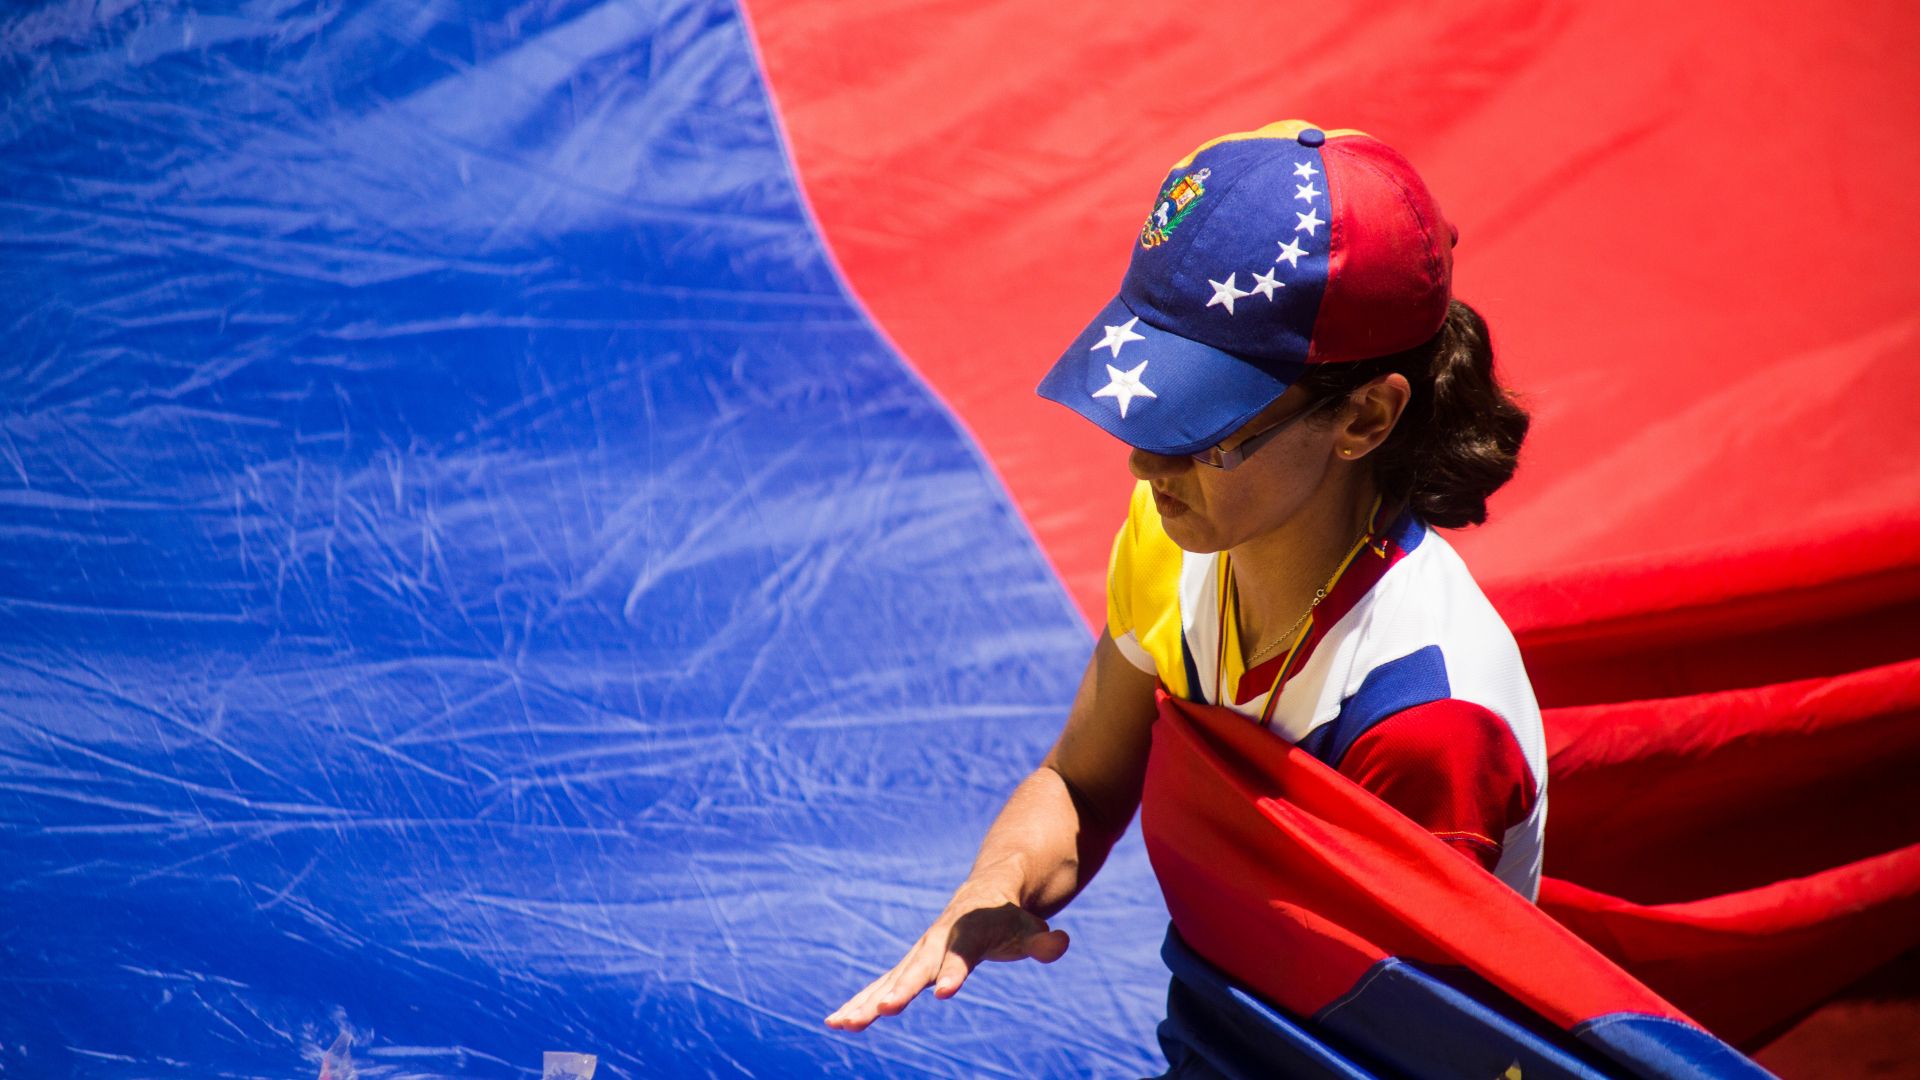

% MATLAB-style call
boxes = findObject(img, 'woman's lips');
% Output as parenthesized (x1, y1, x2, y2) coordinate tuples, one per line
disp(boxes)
(1152, 487, 1189, 518)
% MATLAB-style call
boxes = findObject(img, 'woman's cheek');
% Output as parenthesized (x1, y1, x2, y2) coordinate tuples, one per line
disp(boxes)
(1196, 493, 1249, 548)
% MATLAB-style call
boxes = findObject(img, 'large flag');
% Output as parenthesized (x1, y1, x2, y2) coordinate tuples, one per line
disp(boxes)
(3, 0, 1916, 1076)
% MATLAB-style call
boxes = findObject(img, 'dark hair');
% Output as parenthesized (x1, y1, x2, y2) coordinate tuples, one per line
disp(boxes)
(1293, 299, 1528, 529)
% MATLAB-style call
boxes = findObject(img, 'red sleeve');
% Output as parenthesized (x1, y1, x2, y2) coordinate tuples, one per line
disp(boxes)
(1335, 698, 1538, 872)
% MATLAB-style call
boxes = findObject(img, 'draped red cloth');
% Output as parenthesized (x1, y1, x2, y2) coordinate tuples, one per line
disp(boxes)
(1146, 686, 1920, 1048)
(1537, 658, 1920, 1043)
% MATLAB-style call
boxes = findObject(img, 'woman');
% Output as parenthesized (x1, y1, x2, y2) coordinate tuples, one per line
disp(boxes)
(825, 121, 1541, 1067)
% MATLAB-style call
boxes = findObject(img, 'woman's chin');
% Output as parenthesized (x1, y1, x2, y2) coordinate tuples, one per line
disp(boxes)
(1159, 516, 1224, 555)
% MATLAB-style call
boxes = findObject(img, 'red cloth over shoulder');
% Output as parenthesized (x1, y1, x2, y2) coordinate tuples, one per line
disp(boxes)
(1337, 698, 1538, 872)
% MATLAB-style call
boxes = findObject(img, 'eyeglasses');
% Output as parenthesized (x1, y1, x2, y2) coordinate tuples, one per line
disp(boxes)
(1190, 394, 1338, 470)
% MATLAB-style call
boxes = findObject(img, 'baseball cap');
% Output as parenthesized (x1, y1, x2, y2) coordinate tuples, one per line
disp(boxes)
(1036, 120, 1456, 456)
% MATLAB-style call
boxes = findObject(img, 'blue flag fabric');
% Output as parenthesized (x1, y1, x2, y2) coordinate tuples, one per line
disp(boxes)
(0, 1, 1169, 1075)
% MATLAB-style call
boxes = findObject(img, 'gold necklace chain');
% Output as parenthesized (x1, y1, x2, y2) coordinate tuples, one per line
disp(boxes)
(1233, 505, 1378, 672)
(1241, 584, 1328, 669)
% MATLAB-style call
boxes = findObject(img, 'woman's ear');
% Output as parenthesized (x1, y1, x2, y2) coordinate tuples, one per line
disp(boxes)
(1337, 374, 1411, 459)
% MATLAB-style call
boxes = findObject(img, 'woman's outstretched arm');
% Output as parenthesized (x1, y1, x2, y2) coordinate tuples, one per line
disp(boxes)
(824, 629, 1160, 1032)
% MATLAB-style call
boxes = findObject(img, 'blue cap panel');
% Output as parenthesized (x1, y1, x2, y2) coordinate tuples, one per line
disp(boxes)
(1036, 131, 1336, 454)
(1039, 295, 1303, 455)
(1122, 137, 1333, 369)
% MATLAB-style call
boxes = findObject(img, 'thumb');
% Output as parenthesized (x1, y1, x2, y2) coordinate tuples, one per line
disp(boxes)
(1023, 927, 1070, 964)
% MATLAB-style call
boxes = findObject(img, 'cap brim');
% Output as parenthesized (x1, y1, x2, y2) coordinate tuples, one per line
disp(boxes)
(1036, 295, 1304, 456)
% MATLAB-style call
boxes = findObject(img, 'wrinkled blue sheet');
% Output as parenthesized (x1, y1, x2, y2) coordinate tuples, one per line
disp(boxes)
(0, 2, 1167, 1075)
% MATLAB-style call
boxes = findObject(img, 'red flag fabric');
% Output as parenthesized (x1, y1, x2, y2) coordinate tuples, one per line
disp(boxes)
(1538, 658, 1920, 1044)
(1144, 691, 1684, 1031)
(1145, 688, 1920, 1057)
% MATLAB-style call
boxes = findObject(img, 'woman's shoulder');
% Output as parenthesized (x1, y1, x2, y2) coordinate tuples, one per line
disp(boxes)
(1371, 523, 1520, 654)
(1347, 520, 1538, 723)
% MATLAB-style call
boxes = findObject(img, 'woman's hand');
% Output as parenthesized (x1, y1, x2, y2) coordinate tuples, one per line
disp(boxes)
(823, 884, 1070, 1032)
(825, 633, 1154, 1034)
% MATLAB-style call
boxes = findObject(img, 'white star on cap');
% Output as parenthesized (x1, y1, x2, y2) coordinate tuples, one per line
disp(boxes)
(1250, 268, 1284, 300)
(1275, 238, 1308, 268)
(1293, 161, 1318, 180)
(1089, 316, 1146, 359)
(1294, 182, 1321, 202)
(1294, 208, 1324, 236)
(1092, 360, 1157, 418)
(1207, 273, 1251, 314)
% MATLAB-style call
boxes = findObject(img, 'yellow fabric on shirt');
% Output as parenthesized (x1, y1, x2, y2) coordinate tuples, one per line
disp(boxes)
(1106, 480, 1194, 700)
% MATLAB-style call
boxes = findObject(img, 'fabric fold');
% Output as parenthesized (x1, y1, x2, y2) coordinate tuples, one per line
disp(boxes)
(1140, 686, 1920, 1077)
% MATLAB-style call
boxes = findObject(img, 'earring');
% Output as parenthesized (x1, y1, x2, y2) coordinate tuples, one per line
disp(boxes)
(1340, 448, 1354, 457)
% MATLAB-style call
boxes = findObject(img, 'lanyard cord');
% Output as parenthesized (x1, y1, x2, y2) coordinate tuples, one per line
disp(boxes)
(1216, 496, 1387, 722)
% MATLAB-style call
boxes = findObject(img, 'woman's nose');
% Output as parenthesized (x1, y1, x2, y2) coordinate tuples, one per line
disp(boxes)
(1128, 446, 1191, 481)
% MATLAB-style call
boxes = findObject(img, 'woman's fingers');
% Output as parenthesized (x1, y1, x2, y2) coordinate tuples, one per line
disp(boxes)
(1024, 927, 1070, 964)
(835, 965, 915, 1029)
(827, 958, 908, 1030)
(933, 913, 1069, 998)
(826, 903, 1068, 1031)
(870, 950, 937, 1017)
(823, 984, 872, 1030)
(931, 940, 974, 999)
(828, 983, 893, 1031)
(827, 940, 940, 1030)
